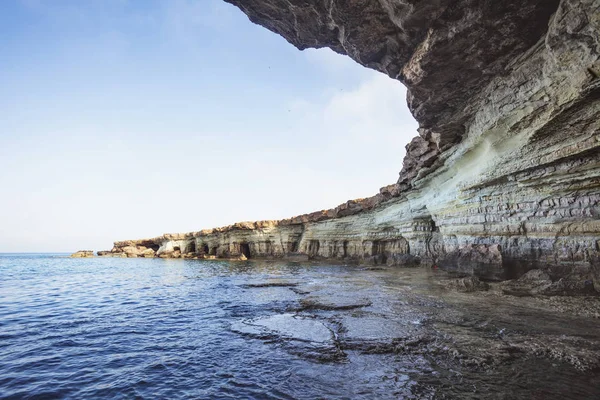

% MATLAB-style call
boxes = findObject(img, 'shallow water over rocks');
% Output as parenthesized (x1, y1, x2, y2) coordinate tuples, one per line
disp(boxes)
(1, 254, 600, 399)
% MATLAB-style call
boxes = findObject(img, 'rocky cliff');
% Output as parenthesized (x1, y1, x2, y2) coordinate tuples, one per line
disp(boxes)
(103, 0, 600, 291)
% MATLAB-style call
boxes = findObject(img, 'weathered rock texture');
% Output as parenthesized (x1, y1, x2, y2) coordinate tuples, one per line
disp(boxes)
(70, 250, 94, 258)
(104, 0, 600, 291)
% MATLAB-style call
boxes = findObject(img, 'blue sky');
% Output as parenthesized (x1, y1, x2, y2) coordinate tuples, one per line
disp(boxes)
(0, 0, 418, 252)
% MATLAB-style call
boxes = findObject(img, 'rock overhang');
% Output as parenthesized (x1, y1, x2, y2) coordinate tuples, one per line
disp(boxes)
(99, 0, 600, 293)
(224, 0, 564, 185)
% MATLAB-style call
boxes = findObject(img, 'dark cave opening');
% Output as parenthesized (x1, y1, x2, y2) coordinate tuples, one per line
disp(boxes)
(288, 240, 299, 253)
(185, 241, 196, 254)
(372, 240, 387, 264)
(308, 240, 320, 257)
(240, 243, 251, 258)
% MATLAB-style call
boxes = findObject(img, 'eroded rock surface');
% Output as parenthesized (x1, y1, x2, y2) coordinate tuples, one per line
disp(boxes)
(102, 0, 599, 293)
(438, 244, 504, 280)
(70, 250, 94, 258)
(298, 296, 372, 311)
(442, 276, 491, 293)
(230, 264, 600, 380)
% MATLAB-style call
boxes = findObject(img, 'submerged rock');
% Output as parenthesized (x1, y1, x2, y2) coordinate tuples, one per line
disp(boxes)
(337, 315, 417, 352)
(231, 314, 345, 362)
(226, 265, 600, 379)
(298, 296, 372, 311)
(241, 280, 299, 288)
(444, 276, 491, 293)
(232, 314, 334, 344)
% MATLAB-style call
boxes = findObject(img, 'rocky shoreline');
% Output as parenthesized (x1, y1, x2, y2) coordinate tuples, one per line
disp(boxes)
(231, 266, 600, 375)
(88, 0, 598, 295)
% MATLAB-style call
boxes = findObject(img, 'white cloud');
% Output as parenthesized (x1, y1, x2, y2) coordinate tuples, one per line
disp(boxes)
(324, 73, 414, 141)
(289, 70, 418, 168)
(298, 48, 417, 163)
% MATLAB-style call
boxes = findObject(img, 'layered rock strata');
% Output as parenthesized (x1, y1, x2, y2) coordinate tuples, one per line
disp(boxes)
(103, 0, 599, 290)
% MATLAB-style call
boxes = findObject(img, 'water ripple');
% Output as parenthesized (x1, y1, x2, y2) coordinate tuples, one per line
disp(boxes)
(1, 254, 599, 399)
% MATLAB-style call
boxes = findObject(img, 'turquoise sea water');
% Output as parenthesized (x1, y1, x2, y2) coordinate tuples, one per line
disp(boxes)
(1, 254, 600, 399)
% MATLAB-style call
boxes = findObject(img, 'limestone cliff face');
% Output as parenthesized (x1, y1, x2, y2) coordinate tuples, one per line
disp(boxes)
(104, 0, 600, 288)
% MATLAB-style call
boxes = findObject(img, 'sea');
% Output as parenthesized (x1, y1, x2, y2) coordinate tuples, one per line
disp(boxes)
(1, 253, 600, 399)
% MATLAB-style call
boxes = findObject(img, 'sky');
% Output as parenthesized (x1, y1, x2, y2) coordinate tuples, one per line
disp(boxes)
(0, 0, 418, 252)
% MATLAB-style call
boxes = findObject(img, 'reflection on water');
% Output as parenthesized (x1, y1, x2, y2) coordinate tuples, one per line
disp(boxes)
(1, 254, 599, 399)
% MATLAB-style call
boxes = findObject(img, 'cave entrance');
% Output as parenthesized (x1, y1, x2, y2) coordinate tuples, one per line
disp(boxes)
(372, 240, 387, 264)
(240, 243, 251, 258)
(202, 244, 209, 255)
(308, 240, 320, 257)
(185, 241, 196, 254)
(288, 240, 299, 253)
(343, 241, 349, 257)
(209, 246, 217, 256)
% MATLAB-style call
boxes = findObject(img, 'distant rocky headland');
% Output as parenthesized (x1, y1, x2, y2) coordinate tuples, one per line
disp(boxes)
(89, 0, 599, 294)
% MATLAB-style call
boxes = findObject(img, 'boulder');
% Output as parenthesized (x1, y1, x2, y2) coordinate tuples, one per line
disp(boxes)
(444, 276, 490, 293)
(438, 244, 504, 281)
(140, 248, 156, 258)
(500, 269, 553, 296)
(501, 267, 597, 297)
